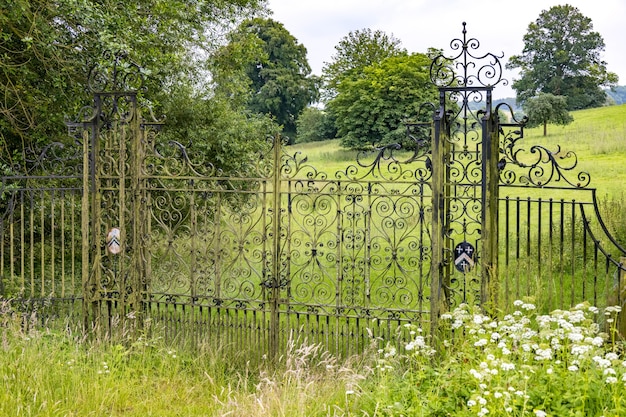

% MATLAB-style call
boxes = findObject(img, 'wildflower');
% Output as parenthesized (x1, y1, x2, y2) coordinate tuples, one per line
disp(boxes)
(346, 390, 355, 395)
(534, 410, 547, 417)
(500, 362, 515, 371)
(568, 365, 579, 372)
(571, 344, 593, 356)
(593, 356, 611, 369)
(590, 337, 604, 347)
(606, 376, 618, 384)
(605, 306, 622, 314)
(534, 347, 553, 361)
(470, 369, 483, 380)
(568, 332, 584, 342)
(467, 400, 477, 407)
(384, 347, 396, 358)
(478, 407, 489, 417)
(513, 300, 524, 307)
(474, 338, 488, 347)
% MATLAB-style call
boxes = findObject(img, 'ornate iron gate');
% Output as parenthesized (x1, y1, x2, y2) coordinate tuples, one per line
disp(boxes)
(2, 25, 626, 356)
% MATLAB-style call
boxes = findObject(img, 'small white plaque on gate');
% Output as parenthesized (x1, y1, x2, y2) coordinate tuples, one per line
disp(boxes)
(106, 227, 121, 255)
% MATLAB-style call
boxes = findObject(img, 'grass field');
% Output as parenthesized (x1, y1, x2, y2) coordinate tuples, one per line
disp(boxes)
(290, 104, 626, 198)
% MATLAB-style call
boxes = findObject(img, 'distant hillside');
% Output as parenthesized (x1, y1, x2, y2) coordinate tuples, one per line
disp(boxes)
(606, 86, 626, 104)
(467, 97, 520, 112)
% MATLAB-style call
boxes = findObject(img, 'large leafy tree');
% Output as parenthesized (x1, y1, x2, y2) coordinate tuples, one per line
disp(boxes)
(322, 28, 404, 100)
(295, 107, 336, 143)
(214, 17, 318, 139)
(0, 0, 266, 166)
(522, 93, 573, 136)
(507, 4, 618, 110)
(328, 53, 438, 150)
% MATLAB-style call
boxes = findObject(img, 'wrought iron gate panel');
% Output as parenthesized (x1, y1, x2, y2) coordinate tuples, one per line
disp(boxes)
(276, 142, 433, 353)
(0, 143, 84, 321)
(138, 135, 277, 349)
(498, 186, 626, 312)
(3, 34, 626, 357)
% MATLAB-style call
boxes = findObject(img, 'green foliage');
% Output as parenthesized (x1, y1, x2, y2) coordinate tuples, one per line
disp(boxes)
(507, 4, 618, 110)
(328, 53, 438, 150)
(215, 18, 319, 140)
(597, 194, 626, 249)
(0, 0, 266, 166)
(4, 299, 626, 416)
(295, 107, 337, 143)
(160, 87, 278, 176)
(322, 28, 404, 100)
(523, 93, 574, 136)
(360, 301, 626, 416)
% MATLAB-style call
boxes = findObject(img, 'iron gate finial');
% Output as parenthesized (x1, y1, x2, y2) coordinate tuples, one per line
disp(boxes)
(429, 22, 507, 89)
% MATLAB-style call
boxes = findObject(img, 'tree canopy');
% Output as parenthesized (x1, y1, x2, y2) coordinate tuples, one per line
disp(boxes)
(295, 107, 336, 143)
(507, 4, 618, 110)
(327, 53, 438, 150)
(522, 93, 573, 136)
(0, 0, 266, 167)
(322, 28, 404, 100)
(213, 17, 319, 139)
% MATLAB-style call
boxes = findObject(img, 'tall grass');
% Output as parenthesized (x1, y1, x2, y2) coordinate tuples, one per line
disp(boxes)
(4, 297, 626, 416)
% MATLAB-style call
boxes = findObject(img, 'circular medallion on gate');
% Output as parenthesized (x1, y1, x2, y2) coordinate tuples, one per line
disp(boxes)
(454, 241, 475, 273)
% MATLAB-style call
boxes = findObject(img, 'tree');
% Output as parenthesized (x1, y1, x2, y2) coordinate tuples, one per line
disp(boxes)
(507, 4, 618, 110)
(161, 87, 279, 175)
(327, 53, 438, 150)
(522, 93, 573, 136)
(214, 18, 319, 140)
(295, 107, 336, 143)
(322, 28, 404, 100)
(0, 0, 266, 167)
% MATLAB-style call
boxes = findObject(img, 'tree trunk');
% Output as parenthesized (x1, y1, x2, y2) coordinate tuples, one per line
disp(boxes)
(543, 121, 547, 136)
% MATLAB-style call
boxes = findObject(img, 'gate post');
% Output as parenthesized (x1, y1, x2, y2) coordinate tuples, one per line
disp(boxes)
(427, 23, 510, 319)
(430, 92, 448, 335)
(269, 133, 283, 360)
(481, 91, 500, 312)
(128, 94, 147, 327)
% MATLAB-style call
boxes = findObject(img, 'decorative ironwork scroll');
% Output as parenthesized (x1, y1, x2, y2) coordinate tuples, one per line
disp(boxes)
(429, 22, 506, 89)
(497, 104, 591, 188)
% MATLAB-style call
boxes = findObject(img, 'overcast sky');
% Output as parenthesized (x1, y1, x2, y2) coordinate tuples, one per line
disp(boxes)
(267, 0, 626, 100)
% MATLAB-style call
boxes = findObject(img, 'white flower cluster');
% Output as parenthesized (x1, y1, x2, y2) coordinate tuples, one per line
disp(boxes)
(439, 300, 625, 416)
(403, 323, 436, 357)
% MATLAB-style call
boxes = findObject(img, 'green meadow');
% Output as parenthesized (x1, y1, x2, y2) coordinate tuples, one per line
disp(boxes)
(2, 104, 626, 416)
